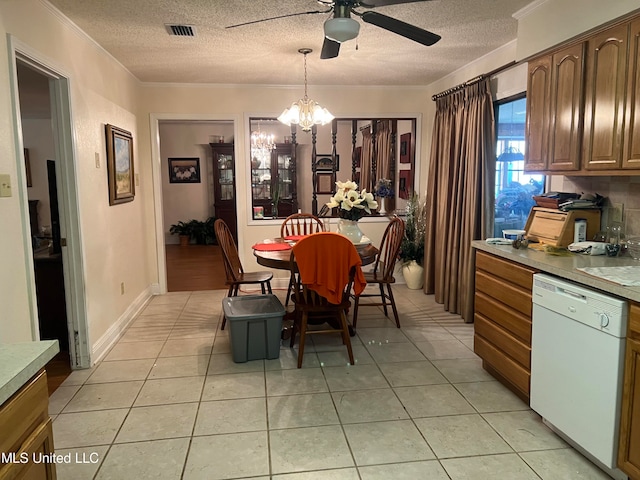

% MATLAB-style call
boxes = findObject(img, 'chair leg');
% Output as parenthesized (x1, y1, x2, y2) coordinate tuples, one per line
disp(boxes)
(261, 282, 266, 294)
(352, 295, 360, 329)
(267, 281, 272, 294)
(284, 275, 294, 306)
(289, 317, 298, 348)
(221, 284, 235, 330)
(339, 311, 355, 365)
(379, 283, 388, 317)
(297, 314, 308, 368)
(386, 283, 401, 328)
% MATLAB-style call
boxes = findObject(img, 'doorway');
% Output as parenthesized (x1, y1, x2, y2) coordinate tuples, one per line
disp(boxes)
(10, 41, 91, 372)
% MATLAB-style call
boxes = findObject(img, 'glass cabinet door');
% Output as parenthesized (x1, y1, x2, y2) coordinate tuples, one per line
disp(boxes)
(216, 153, 234, 200)
(277, 152, 292, 199)
(251, 152, 271, 200)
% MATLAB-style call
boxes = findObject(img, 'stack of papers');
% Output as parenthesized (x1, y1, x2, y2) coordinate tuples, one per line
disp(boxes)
(577, 266, 640, 286)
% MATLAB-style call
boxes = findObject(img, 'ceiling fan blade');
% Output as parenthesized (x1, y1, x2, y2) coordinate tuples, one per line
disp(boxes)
(320, 38, 341, 59)
(359, 0, 432, 6)
(226, 9, 330, 29)
(361, 11, 441, 46)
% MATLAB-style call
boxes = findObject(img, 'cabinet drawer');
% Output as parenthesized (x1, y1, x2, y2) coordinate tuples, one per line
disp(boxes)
(474, 334, 530, 396)
(475, 291, 532, 343)
(476, 251, 535, 290)
(476, 270, 533, 317)
(475, 313, 531, 368)
(0, 370, 48, 455)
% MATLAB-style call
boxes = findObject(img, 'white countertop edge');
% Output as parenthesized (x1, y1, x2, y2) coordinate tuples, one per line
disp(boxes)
(472, 241, 640, 304)
(0, 340, 60, 405)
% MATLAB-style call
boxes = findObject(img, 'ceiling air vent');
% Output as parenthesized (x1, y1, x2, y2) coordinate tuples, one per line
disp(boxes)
(165, 24, 196, 37)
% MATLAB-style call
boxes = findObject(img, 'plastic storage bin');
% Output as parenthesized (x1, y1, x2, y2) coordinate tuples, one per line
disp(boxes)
(222, 294, 285, 363)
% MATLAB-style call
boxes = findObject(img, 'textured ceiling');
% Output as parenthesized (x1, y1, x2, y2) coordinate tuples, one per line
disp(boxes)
(46, 0, 532, 86)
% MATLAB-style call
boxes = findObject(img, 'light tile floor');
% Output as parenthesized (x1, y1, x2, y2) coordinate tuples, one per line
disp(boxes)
(50, 286, 612, 479)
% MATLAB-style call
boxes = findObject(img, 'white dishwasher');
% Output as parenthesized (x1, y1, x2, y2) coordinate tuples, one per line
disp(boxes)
(531, 273, 628, 480)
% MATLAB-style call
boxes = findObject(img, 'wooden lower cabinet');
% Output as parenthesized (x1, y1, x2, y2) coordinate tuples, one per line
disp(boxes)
(618, 302, 640, 479)
(474, 251, 538, 402)
(0, 370, 56, 480)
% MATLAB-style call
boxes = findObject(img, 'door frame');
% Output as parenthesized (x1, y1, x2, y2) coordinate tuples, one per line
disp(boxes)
(8, 36, 91, 368)
(149, 113, 240, 293)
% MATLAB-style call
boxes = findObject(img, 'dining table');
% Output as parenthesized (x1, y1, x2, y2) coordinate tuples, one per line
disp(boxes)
(252, 237, 379, 270)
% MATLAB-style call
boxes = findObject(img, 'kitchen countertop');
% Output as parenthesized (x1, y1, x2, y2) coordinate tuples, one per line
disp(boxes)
(0, 340, 59, 405)
(472, 240, 640, 303)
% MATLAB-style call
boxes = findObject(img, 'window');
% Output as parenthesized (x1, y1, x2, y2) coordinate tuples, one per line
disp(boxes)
(493, 95, 544, 237)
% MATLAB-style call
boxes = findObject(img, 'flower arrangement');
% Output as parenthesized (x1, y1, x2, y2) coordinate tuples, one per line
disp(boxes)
(374, 178, 394, 198)
(326, 180, 378, 221)
(398, 192, 426, 265)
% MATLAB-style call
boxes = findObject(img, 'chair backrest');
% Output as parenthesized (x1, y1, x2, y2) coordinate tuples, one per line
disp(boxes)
(374, 216, 406, 280)
(214, 219, 243, 282)
(281, 213, 324, 238)
(290, 232, 360, 307)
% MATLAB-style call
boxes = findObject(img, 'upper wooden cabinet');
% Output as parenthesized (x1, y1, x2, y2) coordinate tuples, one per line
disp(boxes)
(525, 13, 640, 175)
(548, 43, 585, 171)
(583, 24, 628, 170)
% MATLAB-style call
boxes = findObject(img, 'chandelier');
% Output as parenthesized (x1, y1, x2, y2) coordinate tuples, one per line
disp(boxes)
(278, 48, 334, 132)
(250, 120, 275, 166)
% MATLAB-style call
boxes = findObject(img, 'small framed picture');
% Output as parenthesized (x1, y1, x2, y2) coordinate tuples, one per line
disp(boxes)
(316, 172, 335, 194)
(400, 133, 411, 164)
(315, 154, 339, 171)
(399, 169, 413, 199)
(105, 124, 135, 205)
(169, 158, 201, 183)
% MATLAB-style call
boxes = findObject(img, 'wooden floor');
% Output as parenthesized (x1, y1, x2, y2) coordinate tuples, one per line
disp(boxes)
(166, 244, 228, 292)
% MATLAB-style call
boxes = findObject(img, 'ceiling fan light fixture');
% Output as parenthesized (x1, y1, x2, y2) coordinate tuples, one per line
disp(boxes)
(278, 48, 334, 132)
(324, 17, 360, 43)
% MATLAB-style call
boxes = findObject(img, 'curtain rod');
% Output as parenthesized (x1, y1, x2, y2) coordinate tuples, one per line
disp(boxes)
(431, 60, 517, 101)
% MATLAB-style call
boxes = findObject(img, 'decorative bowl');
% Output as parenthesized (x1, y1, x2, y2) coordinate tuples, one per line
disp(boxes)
(626, 237, 640, 260)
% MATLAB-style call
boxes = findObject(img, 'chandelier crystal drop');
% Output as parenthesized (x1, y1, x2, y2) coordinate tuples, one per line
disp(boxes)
(278, 48, 334, 132)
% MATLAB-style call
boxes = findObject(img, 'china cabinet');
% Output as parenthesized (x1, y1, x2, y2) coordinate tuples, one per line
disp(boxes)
(251, 143, 297, 218)
(211, 143, 237, 242)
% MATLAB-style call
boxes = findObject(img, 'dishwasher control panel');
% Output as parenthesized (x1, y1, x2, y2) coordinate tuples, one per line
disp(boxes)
(532, 273, 628, 338)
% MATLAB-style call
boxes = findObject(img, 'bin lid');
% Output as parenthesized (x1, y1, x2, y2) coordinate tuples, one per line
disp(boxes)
(222, 294, 285, 319)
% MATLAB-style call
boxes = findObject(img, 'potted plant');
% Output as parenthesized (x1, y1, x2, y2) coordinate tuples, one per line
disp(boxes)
(374, 178, 394, 215)
(326, 180, 378, 243)
(398, 192, 426, 289)
(169, 220, 192, 247)
(188, 217, 217, 245)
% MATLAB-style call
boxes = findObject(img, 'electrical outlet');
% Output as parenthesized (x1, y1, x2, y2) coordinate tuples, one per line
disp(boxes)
(120, 282, 125, 295)
(0, 174, 11, 197)
(611, 203, 624, 223)
(95, 152, 100, 168)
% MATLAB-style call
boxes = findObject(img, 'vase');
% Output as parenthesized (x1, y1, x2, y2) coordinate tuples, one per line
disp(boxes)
(378, 197, 387, 215)
(402, 260, 424, 289)
(337, 219, 364, 244)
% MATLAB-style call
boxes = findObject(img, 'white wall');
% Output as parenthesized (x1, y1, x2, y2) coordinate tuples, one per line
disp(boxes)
(515, 0, 640, 60)
(22, 118, 55, 230)
(0, 0, 148, 346)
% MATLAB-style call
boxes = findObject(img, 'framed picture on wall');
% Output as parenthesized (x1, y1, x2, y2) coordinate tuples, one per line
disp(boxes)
(399, 169, 413, 199)
(105, 124, 135, 205)
(168, 157, 201, 184)
(315, 154, 339, 171)
(400, 133, 411, 164)
(316, 172, 335, 194)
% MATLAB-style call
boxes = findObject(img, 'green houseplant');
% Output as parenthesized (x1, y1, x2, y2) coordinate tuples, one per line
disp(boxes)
(398, 192, 426, 289)
(188, 217, 217, 245)
(169, 221, 192, 246)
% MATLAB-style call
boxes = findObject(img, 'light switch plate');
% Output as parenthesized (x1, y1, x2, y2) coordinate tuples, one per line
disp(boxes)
(95, 152, 100, 168)
(0, 174, 12, 197)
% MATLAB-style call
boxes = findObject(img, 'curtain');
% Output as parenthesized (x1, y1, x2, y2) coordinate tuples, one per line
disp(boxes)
(423, 78, 495, 322)
(360, 127, 373, 192)
(377, 120, 392, 182)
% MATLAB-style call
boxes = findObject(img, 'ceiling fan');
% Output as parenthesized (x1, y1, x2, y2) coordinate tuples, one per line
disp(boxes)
(226, 0, 441, 59)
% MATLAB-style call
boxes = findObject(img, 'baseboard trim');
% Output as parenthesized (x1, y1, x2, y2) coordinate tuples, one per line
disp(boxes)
(91, 286, 154, 364)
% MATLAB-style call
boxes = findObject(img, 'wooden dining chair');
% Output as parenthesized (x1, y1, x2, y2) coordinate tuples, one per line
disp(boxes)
(289, 233, 366, 368)
(351, 216, 405, 329)
(214, 219, 273, 329)
(280, 213, 325, 306)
